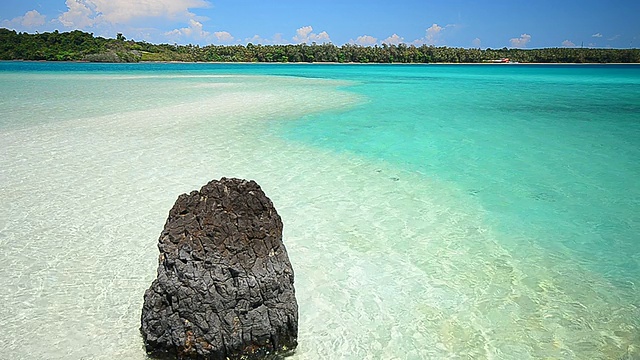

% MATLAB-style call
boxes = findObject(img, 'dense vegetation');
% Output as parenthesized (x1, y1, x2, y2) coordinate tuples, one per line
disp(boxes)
(1, 28, 639, 64)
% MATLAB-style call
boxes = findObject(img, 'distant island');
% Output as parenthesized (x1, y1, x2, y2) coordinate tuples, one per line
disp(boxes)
(1, 28, 639, 64)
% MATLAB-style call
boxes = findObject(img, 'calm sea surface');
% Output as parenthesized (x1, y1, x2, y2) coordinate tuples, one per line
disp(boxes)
(0, 62, 639, 359)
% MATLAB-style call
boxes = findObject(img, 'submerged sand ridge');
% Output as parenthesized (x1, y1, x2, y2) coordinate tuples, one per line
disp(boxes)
(0, 73, 359, 359)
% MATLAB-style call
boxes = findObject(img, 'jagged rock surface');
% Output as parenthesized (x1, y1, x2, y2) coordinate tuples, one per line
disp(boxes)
(141, 178, 298, 359)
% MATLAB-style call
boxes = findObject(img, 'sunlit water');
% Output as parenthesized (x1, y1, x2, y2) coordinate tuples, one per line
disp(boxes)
(0, 62, 639, 359)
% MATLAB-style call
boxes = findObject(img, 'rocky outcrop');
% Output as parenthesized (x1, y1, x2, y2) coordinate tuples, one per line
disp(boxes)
(141, 178, 298, 359)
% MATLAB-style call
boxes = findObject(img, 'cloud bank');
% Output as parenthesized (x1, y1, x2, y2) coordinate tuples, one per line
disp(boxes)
(510, 33, 531, 48)
(293, 26, 331, 44)
(354, 35, 377, 46)
(411, 24, 453, 46)
(426, 24, 443, 44)
(57, 0, 210, 27)
(382, 34, 404, 45)
(1, 10, 46, 30)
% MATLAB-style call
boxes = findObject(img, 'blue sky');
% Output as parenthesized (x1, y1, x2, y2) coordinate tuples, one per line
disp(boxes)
(1, 0, 639, 48)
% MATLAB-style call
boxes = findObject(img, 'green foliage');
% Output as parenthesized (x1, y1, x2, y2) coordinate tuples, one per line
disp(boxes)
(1, 28, 639, 64)
(0, 28, 108, 61)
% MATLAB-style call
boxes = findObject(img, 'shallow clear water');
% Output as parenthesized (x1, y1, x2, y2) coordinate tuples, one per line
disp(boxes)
(0, 62, 639, 359)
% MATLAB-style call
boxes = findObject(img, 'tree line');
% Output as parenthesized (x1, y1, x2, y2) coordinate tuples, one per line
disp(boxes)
(1, 28, 639, 64)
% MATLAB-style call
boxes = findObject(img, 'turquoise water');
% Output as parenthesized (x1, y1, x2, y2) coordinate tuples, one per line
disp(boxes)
(0, 62, 639, 359)
(277, 65, 640, 282)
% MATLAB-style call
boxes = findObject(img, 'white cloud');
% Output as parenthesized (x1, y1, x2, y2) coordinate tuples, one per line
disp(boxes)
(313, 31, 331, 43)
(509, 33, 531, 48)
(57, 0, 210, 28)
(561, 40, 575, 47)
(244, 33, 287, 45)
(293, 26, 331, 44)
(166, 19, 208, 37)
(354, 35, 378, 46)
(213, 31, 234, 43)
(245, 33, 288, 45)
(245, 35, 266, 44)
(164, 29, 181, 37)
(426, 23, 443, 44)
(293, 26, 312, 42)
(1, 10, 46, 29)
(21, 10, 47, 27)
(412, 23, 452, 46)
(472, 37, 481, 48)
(165, 19, 210, 39)
(382, 34, 404, 45)
(608, 34, 620, 41)
(592, 33, 603, 38)
(58, 0, 95, 27)
(272, 33, 285, 44)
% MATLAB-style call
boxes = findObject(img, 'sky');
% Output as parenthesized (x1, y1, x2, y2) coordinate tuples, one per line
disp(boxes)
(1, 0, 639, 49)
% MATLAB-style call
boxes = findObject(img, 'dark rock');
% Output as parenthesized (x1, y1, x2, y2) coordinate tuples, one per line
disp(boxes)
(141, 178, 298, 359)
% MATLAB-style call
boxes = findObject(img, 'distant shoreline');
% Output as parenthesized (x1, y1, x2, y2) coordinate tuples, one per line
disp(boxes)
(3, 59, 640, 65)
(2, 28, 639, 64)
